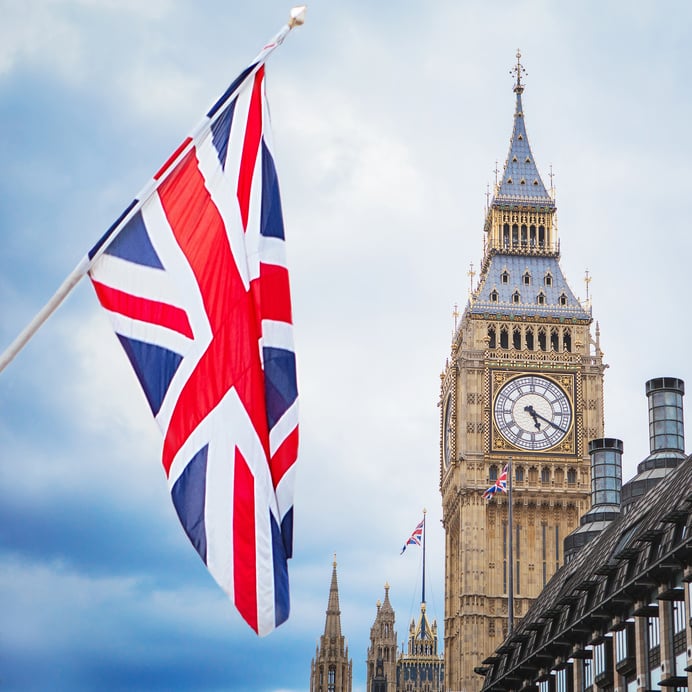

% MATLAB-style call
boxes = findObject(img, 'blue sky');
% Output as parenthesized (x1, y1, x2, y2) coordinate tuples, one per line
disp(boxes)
(1, 2, 691, 690)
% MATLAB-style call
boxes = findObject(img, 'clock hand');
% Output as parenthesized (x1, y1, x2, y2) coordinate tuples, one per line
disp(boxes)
(523, 405, 541, 430)
(525, 405, 568, 434)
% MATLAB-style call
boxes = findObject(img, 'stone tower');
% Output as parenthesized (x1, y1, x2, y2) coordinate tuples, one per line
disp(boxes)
(310, 558, 353, 692)
(366, 583, 398, 692)
(439, 53, 606, 691)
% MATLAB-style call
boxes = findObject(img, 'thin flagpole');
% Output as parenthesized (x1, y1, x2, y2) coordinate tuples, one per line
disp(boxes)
(507, 456, 514, 634)
(422, 507, 427, 638)
(0, 5, 307, 376)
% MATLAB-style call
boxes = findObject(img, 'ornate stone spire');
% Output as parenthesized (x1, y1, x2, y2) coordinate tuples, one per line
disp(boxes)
(493, 50, 553, 207)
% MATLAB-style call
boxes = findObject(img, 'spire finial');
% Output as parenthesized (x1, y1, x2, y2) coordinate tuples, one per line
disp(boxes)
(510, 49, 526, 94)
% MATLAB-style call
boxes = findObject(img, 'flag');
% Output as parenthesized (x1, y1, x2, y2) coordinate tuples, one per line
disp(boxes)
(87, 58, 298, 636)
(483, 464, 508, 500)
(401, 519, 424, 554)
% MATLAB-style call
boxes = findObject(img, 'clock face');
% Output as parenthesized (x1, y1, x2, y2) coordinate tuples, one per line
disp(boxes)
(494, 375, 572, 451)
(442, 394, 453, 467)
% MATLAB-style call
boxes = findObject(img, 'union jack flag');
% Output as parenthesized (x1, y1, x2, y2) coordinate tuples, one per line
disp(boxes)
(483, 464, 508, 500)
(87, 57, 298, 636)
(401, 518, 424, 554)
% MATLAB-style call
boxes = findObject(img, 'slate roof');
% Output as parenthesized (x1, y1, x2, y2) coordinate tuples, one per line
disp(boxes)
(493, 89, 554, 208)
(469, 254, 591, 320)
(480, 457, 692, 691)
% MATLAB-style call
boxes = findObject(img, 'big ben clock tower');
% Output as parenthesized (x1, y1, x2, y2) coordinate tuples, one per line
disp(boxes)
(440, 53, 606, 691)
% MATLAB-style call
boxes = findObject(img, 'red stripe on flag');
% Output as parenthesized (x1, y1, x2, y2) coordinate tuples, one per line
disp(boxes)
(237, 66, 264, 231)
(233, 448, 258, 633)
(158, 149, 269, 475)
(270, 426, 298, 490)
(252, 263, 293, 324)
(91, 280, 193, 338)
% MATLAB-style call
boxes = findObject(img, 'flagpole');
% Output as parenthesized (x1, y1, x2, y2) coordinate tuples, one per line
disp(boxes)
(0, 5, 307, 376)
(507, 456, 514, 634)
(422, 508, 427, 606)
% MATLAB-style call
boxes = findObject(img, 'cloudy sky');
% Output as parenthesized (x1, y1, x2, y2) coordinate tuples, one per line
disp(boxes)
(1, 1, 691, 690)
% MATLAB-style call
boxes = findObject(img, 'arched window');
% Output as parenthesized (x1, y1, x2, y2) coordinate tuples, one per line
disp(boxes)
(488, 325, 497, 349)
(544, 272, 553, 287)
(538, 328, 547, 351)
(500, 326, 509, 349)
(513, 327, 521, 349)
(512, 291, 521, 304)
(512, 224, 519, 247)
(501, 270, 510, 284)
(523, 271, 531, 285)
(554, 468, 564, 485)
(559, 292, 567, 306)
(489, 465, 498, 481)
(537, 291, 546, 305)
(490, 289, 498, 302)
(550, 328, 559, 351)
(529, 466, 538, 483)
(515, 465, 525, 482)
(521, 224, 528, 248)
(530, 225, 536, 247)
(563, 329, 572, 352)
(538, 225, 545, 247)
(541, 467, 551, 484)
(525, 328, 534, 350)
(567, 468, 577, 485)
(503, 223, 510, 247)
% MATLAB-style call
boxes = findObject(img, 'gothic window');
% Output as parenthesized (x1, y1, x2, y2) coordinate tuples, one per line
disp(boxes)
(567, 468, 577, 485)
(512, 224, 519, 246)
(512, 291, 520, 304)
(490, 289, 498, 302)
(530, 224, 536, 247)
(488, 325, 497, 349)
(537, 291, 546, 305)
(489, 465, 498, 481)
(515, 465, 524, 482)
(541, 467, 551, 484)
(501, 270, 510, 284)
(328, 666, 336, 692)
(525, 328, 534, 350)
(544, 272, 553, 287)
(563, 329, 572, 352)
(503, 223, 510, 247)
(522, 271, 531, 285)
(521, 224, 528, 247)
(559, 292, 567, 306)
(538, 225, 545, 247)
(513, 327, 521, 349)
(554, 468, 564, 485)
(529, 466, 538, 483)
(538, 328, 547, 351)
(500, 326, 509, 349)
(550, 328, 559, 351)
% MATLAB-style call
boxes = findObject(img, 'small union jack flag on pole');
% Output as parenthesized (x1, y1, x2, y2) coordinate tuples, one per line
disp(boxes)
(483, 464, 509, 500)
(401, 518, 425, 554)
(86, 9, 306, 636)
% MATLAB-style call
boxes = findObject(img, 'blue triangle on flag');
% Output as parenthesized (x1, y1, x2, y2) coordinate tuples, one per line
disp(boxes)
(105, 209, 164, 269)
(116, 334, 182, 416)
(171, 445, 208, 564)
(262, 346, 297, 429)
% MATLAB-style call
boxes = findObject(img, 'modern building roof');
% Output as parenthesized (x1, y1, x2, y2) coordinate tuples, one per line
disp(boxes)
(480, 456, 692, 691)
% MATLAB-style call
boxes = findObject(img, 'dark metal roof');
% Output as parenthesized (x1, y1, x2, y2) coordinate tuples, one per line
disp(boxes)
(481, 457, 692, 691)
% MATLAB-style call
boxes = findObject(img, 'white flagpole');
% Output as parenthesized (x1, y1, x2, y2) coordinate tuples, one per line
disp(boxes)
(0, 5, 306, 376)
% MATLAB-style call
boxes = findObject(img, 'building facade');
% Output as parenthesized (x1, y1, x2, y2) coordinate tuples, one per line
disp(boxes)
(311, 558, 353, 692)
(480, 378, 692, 692)
(439, 54, 606, 690)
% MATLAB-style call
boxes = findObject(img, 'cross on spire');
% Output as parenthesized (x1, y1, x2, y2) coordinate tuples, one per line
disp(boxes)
(510, 49, 526, 93)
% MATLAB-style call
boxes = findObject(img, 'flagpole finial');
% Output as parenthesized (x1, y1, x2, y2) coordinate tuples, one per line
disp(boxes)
(423, 507, 427, 514)
(288, 5, 307, 28)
